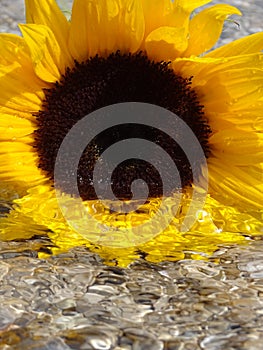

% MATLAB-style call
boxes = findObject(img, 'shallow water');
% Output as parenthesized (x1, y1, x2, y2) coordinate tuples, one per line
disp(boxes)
(1, 240, 263, 349)
(0, 0, 263, 349)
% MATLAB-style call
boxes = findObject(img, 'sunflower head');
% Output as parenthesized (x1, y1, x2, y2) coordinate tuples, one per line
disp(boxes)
(0, 0, 262, 267)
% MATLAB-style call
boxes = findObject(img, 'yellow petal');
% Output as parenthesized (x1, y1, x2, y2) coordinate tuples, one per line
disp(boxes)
(142, 0, 214, 34)
(207, 32, 263, 57)
(173, 56, 225, 83)
(0, 209, 48, 242)
(173, 54, 263, 83)
(141, 0, 213, 51)
(209, 129, 263, 165)
(197, 69, 263, 115)
(220, 68, 263, 107)
(209, 111, 263, 132)
(0, 33, 46, 117)
(0, 141, 45, 184)
(69, 0, 145, 61)
(145, 26, 188, 61)
(175, 0, 213, 12)
(181, 60, 263, 118)
(141, 0, 174, 38)
(173, 0, 213, 27)
(208, 159, 263, 211)
(0, 34, 30, 66)
(200, 54, 263, 82)
(24, 0, 72, 65)
(0, 114, 35, 140)
(172, 54, 263, 112)
(19, 23, 66, 83)
(193, 63, 263, 106)
(0, 63, 45, 115)
(184, 4, 242, 56)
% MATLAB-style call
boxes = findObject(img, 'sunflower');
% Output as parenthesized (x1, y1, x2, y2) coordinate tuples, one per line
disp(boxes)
(0, 0, 262, 267)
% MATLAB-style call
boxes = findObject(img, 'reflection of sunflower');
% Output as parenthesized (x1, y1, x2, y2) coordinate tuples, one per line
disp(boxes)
(0, 0, 262, 267)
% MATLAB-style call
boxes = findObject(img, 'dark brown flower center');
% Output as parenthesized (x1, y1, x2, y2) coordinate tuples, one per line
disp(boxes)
(34, 51, 211, 200)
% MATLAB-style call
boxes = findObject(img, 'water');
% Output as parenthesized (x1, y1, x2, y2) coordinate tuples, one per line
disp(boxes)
(1, 240, 263, 349)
